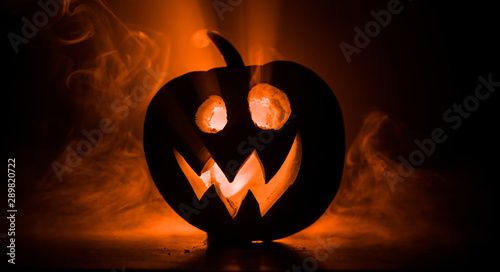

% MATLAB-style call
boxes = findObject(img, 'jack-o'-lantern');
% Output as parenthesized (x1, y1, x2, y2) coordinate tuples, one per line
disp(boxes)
(144, 31, 344, 243)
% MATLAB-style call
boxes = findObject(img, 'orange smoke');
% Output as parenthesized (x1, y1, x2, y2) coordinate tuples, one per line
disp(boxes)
(19, 0, 196, 238)
(292, 111, 460, 249)
(17, 1, 464, 250)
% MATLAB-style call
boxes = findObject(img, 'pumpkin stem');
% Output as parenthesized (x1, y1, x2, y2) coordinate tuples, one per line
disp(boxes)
(206, 31, 245, 68)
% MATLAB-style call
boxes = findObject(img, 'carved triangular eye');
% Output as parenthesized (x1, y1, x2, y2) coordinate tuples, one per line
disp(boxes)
(195, 95, 227, 133)
(248, 83, 291, 130)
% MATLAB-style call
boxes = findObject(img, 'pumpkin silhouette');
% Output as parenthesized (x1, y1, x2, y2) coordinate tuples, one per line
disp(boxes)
(144, 31, 344, 243)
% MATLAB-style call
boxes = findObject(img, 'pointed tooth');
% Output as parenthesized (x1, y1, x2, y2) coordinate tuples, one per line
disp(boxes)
(256, 132, 302, 216)
(173, 149, 209, 200)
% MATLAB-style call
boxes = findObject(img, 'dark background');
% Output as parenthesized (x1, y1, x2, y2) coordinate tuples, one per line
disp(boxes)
(2, 0, 498, 270)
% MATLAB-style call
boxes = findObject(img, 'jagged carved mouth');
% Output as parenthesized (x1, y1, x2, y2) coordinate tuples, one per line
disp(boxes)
(174, 132, 302, 218)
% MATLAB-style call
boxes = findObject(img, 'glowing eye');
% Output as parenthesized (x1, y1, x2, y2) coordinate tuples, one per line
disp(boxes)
(195, 95, 227, 133)
(248, 83, 291, 130)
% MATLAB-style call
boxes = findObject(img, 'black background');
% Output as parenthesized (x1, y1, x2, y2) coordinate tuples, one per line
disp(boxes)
(2, 0, 498, 270)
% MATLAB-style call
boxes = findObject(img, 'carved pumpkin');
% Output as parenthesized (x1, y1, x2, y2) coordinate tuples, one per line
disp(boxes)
(144, 31, 344, 243)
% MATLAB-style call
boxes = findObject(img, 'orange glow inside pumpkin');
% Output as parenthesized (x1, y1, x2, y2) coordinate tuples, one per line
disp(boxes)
(174, 132, 302, 218)
(195, 95, 227, 133)
(248, 83, 291, 130)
